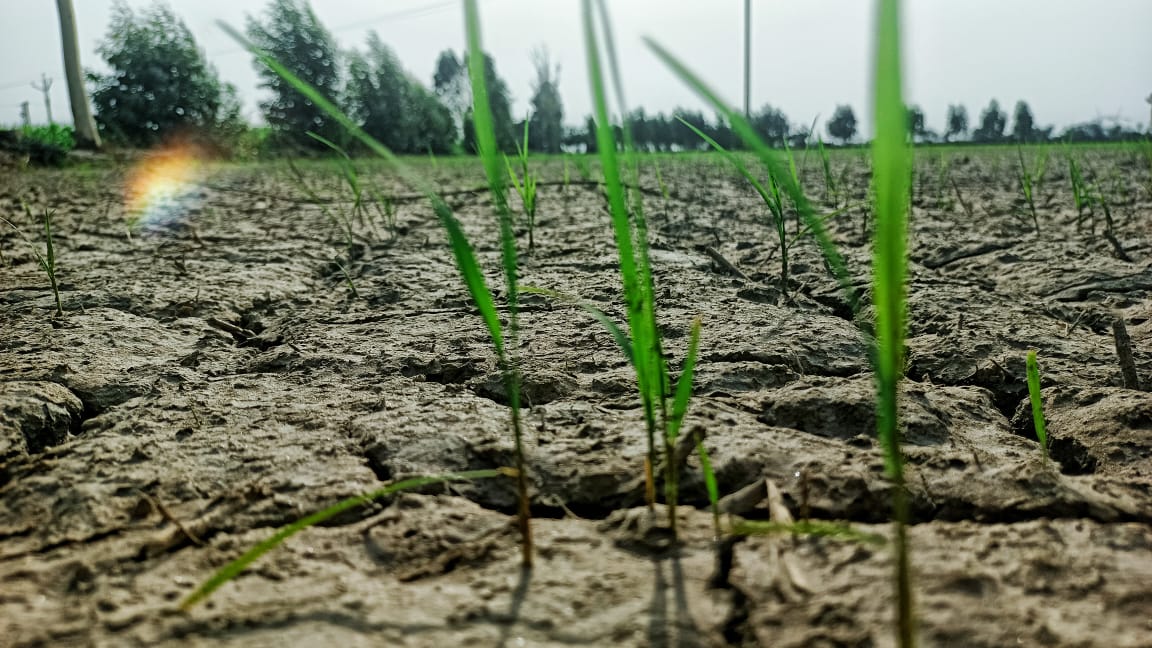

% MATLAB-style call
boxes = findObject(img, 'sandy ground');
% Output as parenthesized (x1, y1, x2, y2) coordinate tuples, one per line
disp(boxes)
(2, 148, 1151, 647)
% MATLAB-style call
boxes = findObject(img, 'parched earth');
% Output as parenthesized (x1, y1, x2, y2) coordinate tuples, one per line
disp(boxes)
(1, 149, 1151, 647)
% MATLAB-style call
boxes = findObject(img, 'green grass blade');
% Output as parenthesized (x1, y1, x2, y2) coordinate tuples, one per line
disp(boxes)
(667, 319, 701, 443)
(644, 38, 857, 312)
(521, 286, 634, 360)
(462, 0, 531, 566)
(181, 469, 508, 609)
(1026, 350, 1048, 459)
(732, 519, 886, 545)
(677, 117, 788, 290)
(871, 0, 915, 644)
(695, 439, 721, 537)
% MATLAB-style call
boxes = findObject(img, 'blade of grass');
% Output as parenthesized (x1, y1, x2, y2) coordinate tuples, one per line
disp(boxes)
(582, 0, 663, 514)
(181, 469, 510, 609)
(871, 0, 916, 644)
(219, 16, 531, 565)
(1025, 350, 1048, 460)
(644, 38, 858, 313)
(463, 0, 532, 566)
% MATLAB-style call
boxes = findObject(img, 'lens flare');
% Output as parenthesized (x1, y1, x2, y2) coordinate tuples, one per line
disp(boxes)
(124, 138, 209, 235)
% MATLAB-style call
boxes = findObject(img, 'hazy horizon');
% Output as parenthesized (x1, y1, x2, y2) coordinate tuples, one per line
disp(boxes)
(2, 0, 1149, 137)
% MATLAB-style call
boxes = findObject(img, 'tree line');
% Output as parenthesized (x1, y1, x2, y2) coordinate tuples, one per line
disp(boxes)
(87, 0, 1147, 156)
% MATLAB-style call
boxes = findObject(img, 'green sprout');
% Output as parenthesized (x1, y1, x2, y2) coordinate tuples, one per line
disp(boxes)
(1026, 350, 1049, 460)
(3, 204, 63, 317)
(505, 118, 539, 252)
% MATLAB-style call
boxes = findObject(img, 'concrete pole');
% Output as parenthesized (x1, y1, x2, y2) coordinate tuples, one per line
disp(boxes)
(743, 0, 751, 118)
(20, 102, 31, 128)
(55, 0, 101, 148)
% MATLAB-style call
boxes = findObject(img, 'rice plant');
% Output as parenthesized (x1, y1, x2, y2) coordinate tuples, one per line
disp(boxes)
(678, 117, 789, 294)
(1025, 350, 1048, 460)
(649, 0, 915, 642)
(2, 204, 63, 317)
(463, 0, 533, 564)
(1067, 150, 1092, 230)
(189, 14, 535, 593)
(1016, 145, 1040, 233)
(817, 137, 839, 206)
(505, 119, 539, 252)
(180, 469, 510, 609)
(583, 0, 703, 535)
(870, 0, 916, 643)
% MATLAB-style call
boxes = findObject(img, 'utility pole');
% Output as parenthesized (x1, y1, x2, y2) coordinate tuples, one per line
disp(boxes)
(20, 102, 31, 128)
(55, 0, 101, 148)
(31, 74, 54, 124)
(1146, 93, 1152, 133)
(743, 0, 751, 118)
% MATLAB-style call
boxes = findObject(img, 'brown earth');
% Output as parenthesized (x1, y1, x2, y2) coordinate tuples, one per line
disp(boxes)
(1, 149, 1151, 647)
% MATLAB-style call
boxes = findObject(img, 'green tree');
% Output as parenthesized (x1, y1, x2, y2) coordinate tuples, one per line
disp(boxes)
(527, 47, 563, 153)
(246, 0, 342, 150)
(346, 32, 455, 154)
(89, 1, 241, 146)
(826, 104, 857, 145)
(1012, 100, 1036, 142)
(972, 99, 1007, 143)
(906, 104, 927, 142)
(751, 104, 790, 147)
(433, 49, 469, 137)
(945, 104, 968, 142)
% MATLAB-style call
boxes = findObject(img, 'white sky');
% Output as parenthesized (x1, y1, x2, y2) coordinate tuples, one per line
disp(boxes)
(1, 0, 1150, 136)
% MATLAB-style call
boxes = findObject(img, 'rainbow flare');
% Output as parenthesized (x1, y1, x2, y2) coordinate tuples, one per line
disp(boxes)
(124, 139, 209, 235)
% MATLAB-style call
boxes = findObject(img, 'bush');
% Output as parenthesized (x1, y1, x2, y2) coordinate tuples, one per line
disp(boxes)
(0, 125, 76, 166)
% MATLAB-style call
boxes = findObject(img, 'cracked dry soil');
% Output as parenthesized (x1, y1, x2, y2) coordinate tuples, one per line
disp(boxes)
(1, 150, 1151, 647)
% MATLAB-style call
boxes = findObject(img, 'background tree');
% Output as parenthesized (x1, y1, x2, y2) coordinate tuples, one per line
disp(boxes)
(527, 47, 563, 153)
(90, 2, 241, 147)
(906, 104, 927, 142)
(826, 104, 857, 144)
(972, 99, 1007, 143)
(345, 32, 454, 155)
(945, 104, 968, 142)
(751, 104, 789, 147)
(247, 0, 342, 150)
(1011, 100, 1036, 142)
(460, 52, 516, 154)
(432, 49, 469, 136)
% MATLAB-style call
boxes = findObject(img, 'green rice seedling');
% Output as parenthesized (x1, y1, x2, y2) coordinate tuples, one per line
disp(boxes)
(504, 119, 539, 252)
(215, 8, 534, 568)
(3, 204, 63, 317)
(286, 159, 355, 257)
(1025, 350, 1048, 460)
(653, 0, 914, 641)
(870, 0, 916, 642)
(334, 260, 360, 300)
(1067, 151, 1092, 230)
(1016, 145, 1040, 233)
(180, 469, 510, 608)
(933, 153, 952, 211)
(732, 519, 886, 545)
(678, 117, 790, 294)
(584, 0, 703, 534)
(653, 158, 671, 217)
(464, 0, 532, 564)
(573, 153, 591, 181)
(695, 438, 721, 538)
(817, 137, 839, 206)
(308, 131, 370, 232)
(644, 44, 858, 314)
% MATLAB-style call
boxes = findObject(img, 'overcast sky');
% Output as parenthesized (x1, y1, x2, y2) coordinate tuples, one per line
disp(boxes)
(1, 0, 1149, 137)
